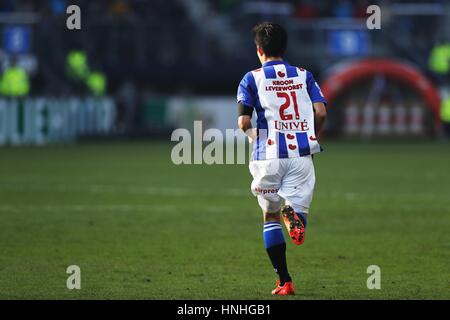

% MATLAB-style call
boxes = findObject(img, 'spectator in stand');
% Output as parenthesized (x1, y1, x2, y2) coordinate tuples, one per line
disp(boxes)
(354, 0, 370, 19)
(110, 0, 131, 17)
(50, 0, 66, 15)
(441, 85, 450, 139)
(333, 0, 354, 19)
(0, 0, 14, 12)
(294, 0, 319, 19)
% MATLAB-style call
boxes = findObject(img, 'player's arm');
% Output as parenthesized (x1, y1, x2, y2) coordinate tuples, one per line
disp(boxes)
(237, 72, 257, 143)
(238, 103, 257, 143)
(313, 102, 327, 135)
(306, 71, 327, 136)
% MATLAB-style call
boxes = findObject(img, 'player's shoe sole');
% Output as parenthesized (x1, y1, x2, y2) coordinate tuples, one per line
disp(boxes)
(281, 205, 305, 245)
(272, 280, 295, 295)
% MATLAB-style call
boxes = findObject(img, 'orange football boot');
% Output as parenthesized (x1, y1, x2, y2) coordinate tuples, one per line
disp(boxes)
(281, 205, 306, 245)
(272, 280, 295, 295)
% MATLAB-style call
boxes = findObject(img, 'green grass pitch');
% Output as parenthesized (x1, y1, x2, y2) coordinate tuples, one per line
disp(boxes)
(0, 141, 449, 299)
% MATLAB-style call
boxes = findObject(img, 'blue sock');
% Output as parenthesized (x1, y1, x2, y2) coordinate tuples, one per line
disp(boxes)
(263, 222, 291, 284)
(263, 222, 285, 248)
(296, 212, 307, 228)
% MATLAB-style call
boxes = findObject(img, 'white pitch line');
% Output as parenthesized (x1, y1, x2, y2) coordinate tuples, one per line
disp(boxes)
(0, 183, 249, 197)
(82, 184, 247, 197)
(0, 204, 232, 213)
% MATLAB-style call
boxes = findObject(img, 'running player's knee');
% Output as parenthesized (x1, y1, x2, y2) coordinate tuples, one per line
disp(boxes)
(257, 196, 281, 214)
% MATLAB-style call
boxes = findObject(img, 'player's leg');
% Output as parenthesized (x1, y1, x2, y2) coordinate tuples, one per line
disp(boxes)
(249, 159, 294, 295)
(258, 197, 294, 295)
(278, 155, 316, 245)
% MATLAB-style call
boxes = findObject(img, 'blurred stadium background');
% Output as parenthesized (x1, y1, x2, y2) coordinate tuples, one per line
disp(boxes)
(0, 0, 449, 299)
(0, 0, 448, 142)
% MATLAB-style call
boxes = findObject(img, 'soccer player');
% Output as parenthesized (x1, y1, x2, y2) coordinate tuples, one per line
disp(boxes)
(237, 22, 327, 295)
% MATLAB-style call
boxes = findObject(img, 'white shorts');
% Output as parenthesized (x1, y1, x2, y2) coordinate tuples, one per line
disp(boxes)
(249, 156, 315, 214)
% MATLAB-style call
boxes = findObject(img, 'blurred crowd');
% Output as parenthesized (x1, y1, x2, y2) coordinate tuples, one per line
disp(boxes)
(0, 0, 448, 138)
(0, 1, 445, 91)
(0, 0, 185, 19)
(212, 0, 373, 19)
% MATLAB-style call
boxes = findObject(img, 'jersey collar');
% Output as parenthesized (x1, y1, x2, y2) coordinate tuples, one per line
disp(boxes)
(262, 60, 289, 67)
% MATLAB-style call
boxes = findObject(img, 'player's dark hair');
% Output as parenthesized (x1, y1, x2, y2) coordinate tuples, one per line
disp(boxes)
(252, 22, 287, 57)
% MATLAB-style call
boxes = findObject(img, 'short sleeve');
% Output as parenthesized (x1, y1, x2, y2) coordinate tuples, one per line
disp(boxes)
(237, 71, 257, 108)
(306, 71, 327, 105)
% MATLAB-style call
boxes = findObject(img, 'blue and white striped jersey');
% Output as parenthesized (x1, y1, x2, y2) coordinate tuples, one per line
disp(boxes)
(237, 60, 327, 161)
